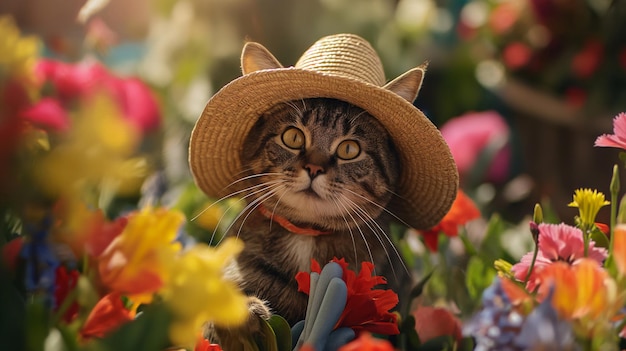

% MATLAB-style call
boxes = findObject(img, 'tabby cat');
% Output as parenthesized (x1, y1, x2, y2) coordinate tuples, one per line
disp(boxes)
(221, 97, 410, 326)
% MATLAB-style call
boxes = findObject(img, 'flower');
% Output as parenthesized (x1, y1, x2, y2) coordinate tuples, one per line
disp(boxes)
(159, 238, 248, 348)
(412, 306, 462, 344)
(511, 223, 607, 291)
(419, 190, 480, 251)
(34, 95, 148, 197)
(19, 97, 70, 132)
(612, 224, 626, 277)
(440, 110, 511, 183)
(533, 258, 621, 337)
(54, 266, 79, 323)
(194, 337, 223, 351)
(50, 200, 127, 259)
(595, 112, 626, 150)
(337, 332, 394, 351)
(296, 258, 400, 336)
(568, 188, 610, 228)
(512, 287, 580, 350)
(36, 59, 161, 134)
(463, 278, 525, 350)
(80, 292, 135, 339)
(98, 207, 184, 298)
(0, 16, 40, 91)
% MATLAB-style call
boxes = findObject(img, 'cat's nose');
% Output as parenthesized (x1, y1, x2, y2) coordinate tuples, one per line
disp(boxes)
(304, 163, 325, 179)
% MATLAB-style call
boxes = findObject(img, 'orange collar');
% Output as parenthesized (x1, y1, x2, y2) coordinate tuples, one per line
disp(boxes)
(257, 204, 332, 236)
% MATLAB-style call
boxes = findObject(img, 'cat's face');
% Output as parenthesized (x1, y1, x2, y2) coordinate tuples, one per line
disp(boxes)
(239, 98, 400, 230)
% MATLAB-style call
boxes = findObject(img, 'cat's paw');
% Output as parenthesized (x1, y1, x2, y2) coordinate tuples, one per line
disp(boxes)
(204, 296, 272, 349)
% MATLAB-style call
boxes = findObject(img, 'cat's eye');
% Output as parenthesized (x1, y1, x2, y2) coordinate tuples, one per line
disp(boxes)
(336, 140, 361, 160)
(281, 127, 305, 149)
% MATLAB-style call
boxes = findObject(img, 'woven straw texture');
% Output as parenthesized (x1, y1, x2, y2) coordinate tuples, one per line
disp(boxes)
(189, 33, 458, 230)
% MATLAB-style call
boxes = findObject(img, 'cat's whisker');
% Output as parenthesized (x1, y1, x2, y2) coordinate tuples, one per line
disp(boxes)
(232, 185, 286, 241)
(341, 195, 410, 278)
(223, 172, 284, 190)
(340, 195, 398, 279)
(268, 187, 290, 232)
(334, 195, 376, 269)
(192, 179, 284, 223)
(208, 181, 284, 245)
(342, 187, 412, 229)
(329, 195, 359, 266)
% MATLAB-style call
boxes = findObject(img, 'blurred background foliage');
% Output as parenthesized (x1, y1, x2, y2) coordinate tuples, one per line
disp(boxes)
(2, 0, 626, 322)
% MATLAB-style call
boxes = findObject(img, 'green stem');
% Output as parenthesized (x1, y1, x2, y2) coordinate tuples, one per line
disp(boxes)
(524, 242, 539, 285)
(583, 226, 590, 257)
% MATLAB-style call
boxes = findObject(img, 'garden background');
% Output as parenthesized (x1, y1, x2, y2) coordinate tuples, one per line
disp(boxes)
(2, 0, 626, 350)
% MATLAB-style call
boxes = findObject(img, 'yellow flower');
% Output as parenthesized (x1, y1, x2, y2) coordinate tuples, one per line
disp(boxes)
(160, 238, 248, 348)
(0, 15, 40, 90)
(98, 207, 184, 299)
(35, 95, 148, 198)
(568, 188, 610, 228)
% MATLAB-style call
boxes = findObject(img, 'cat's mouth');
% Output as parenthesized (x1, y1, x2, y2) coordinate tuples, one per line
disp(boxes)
(300, 187, 322, 199)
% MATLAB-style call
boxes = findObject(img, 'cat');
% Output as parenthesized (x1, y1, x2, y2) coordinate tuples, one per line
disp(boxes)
(218, 97, 411, 327)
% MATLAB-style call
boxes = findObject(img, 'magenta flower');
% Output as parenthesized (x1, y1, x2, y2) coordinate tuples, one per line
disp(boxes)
(595, 112, 626, 149)
(510, 223, 607, 291)
(440, 110, 511, 183)
(20, 98, 70, 132)
(35, 59, 161, 134)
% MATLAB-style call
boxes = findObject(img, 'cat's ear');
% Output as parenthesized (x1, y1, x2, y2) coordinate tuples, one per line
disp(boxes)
(241, 42, 283, 75)
(383, 62, 428, 103)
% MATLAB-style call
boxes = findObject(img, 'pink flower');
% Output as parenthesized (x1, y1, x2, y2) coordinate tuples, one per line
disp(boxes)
(19, 97, 70, 131)
(440, 110, 510, 183)
(412, 306, 462, 345)
(510, 223, 607, 291)
(35, 59, 161, 134)
(595, 112, 626, 149)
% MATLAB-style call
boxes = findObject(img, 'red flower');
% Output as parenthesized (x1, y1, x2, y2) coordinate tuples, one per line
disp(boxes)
(419, 190, 480, 251)
(412, 306, 462, 345)
(80, 292, 135, 339)
(54, 266, 80, 323)
(571, 40, 604, 79)
(1, 236, 24, 271)
(296, 258, 400, 335)
(502, 42, 532, 70)
(194, 337, 223, 351)
(338, 332, 394, 351)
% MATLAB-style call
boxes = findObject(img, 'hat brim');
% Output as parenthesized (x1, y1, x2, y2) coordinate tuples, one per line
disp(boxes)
(189, 68, 458, 229)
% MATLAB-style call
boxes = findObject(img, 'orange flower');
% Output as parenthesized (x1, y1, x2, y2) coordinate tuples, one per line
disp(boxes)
(535, 259, 613, 321)
(419, 190, 480, 251)
(80, 292, 135, 339)
(296, 258, 399, 335)
(98, 207, 183, 297)
(612, 224, 626, 276)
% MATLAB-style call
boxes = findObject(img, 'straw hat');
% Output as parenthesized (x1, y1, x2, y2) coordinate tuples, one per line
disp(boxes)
(189, 33, 458, 229)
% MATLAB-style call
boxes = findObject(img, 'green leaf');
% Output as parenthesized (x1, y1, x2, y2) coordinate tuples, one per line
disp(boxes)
(91, 303, 171, 351)
(26, 296, 50, 351)
(409, 270, 434, 301)
(465, 256, 496, 300)
(254, 317, 278, 351)
(416, 335, 454, 351)
(267, 315, 291, 351)
(457, 337, 475, 351)
(399, 315, 421, 351)
(590, 226, 610, 248)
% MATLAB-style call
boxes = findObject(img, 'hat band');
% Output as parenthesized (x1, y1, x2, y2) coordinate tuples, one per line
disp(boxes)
(257, 204, 332, 236)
